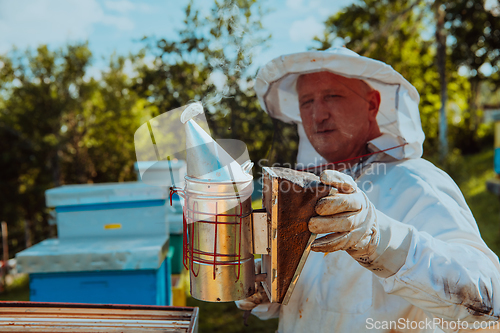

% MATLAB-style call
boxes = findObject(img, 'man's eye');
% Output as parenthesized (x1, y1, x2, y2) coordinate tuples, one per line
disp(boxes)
(300, 99, 313, 107)
(326, 94, 341, 99)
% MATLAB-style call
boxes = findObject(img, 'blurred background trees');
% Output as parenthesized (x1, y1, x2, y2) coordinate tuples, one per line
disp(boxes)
(314, 0, 500, 159)
(1, 0, 500, 256)
(133, 0, 277, 167)
(0, 44, 152, 253)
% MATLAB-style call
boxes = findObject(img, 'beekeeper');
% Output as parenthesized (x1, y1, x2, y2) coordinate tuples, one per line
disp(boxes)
(237, 48, 500, 332)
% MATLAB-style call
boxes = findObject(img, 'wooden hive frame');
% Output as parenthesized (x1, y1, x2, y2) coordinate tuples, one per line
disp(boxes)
(260, 167, 330, 304)
(0, 302, 199, 333)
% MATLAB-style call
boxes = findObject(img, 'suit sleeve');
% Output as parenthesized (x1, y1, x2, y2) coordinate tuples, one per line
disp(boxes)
(363, 163, 500, 324)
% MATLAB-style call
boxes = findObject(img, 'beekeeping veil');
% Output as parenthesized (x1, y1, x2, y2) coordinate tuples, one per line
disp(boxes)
(254, 47, 425, 166)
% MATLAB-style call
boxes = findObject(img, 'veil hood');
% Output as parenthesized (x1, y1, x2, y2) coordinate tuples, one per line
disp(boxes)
(254, 47, 425, 165)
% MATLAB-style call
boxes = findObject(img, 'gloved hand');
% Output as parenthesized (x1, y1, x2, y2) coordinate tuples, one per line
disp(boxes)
(308, 170, 380, 264)
(235, 259, 270, 311)
(309, 169, 414, 278)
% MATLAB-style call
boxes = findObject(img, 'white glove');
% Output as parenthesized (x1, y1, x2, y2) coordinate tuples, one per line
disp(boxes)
(309, 170, 414, 277)
(235, 259, 269, 311)
(309, 170, 379, 262)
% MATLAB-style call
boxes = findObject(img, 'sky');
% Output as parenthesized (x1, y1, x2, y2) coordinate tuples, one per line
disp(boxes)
(0, 0, 355, 73)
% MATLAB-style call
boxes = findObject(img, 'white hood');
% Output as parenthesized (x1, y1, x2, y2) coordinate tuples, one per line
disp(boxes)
(254, 47, 425, 164)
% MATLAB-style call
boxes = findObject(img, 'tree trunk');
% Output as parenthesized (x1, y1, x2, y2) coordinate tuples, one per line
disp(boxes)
(468, 78, 480, 132)
(435, 1, 448, 163)
(24, 219, 32, 248)
(52, 149, 61, 187)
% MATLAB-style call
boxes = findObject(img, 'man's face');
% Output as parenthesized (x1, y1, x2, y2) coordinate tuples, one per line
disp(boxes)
(297, 71, 381, 163)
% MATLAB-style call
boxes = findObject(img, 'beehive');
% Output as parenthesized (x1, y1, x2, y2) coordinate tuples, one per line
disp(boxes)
(0, 302, 198, 332)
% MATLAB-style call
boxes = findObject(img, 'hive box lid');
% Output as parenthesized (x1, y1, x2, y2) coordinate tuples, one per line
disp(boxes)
(16, 236, 169, 274)
(46, 182, 167, 208)
(134, 160, 186, 172)
(135, 160, 186, 187)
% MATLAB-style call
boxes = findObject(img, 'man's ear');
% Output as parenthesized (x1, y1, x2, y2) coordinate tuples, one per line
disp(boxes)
(367, 90, 381, 120)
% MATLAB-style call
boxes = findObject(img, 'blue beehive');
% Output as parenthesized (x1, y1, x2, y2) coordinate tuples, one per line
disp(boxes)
(16, 182, 172, 306)
(135, 161, 186, 274)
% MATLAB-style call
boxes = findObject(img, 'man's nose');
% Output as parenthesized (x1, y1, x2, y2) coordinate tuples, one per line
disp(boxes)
(312, 100, 330, 123)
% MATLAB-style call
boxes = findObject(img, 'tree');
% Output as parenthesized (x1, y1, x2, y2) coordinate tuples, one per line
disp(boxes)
(132, 0, 285, 170)
(0, 44, 150, 255)
(0, 0, 275, 255)
(445, 0, 500, 152)
(434, 0, 449, 161)
(0, 44, 95, 252)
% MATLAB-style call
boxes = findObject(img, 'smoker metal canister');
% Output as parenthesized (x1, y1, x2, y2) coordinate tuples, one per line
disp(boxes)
(184, 175, 255, 302)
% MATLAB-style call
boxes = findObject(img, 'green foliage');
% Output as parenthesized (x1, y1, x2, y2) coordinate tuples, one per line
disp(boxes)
(0, 44, 151, 255)
(0, 274, 30, 301)
(314, 0, 500, 156)
(428, 148, 500, 255)
(133, 0, 279, 171)
(0, 0, 274, 256)
(445, 0, 500, 144)
(446, 0, 500, 81)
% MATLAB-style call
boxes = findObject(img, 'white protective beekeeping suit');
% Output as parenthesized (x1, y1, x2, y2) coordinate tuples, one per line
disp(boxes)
(250, 48, 500, 333)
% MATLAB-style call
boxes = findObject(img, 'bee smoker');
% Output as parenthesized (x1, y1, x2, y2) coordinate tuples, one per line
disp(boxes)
(182, 168, 256, 301)
(175, 103, 325, 304)
(175, 105, 260, 302)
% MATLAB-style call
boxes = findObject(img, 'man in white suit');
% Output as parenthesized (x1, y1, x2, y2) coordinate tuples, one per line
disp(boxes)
(237, 48, 500, 333)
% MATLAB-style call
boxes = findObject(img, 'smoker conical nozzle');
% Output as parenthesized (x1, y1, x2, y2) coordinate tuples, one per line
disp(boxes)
(183, 103, 252, 183)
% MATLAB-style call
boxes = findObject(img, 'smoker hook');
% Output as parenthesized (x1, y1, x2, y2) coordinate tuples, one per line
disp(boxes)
(169, 187, 185, 205)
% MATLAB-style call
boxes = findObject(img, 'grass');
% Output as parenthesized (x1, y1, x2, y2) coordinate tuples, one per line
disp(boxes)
(186, 297, 279, 333)
(449, 149, 500, 255)
(1, 149, 499, 333)
(0, 274, 30, 301)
